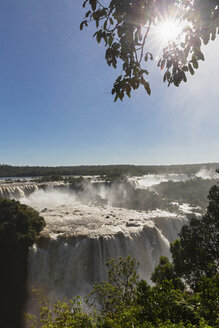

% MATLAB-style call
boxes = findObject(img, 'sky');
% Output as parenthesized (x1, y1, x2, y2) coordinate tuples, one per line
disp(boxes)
(0, 0, 219, 166)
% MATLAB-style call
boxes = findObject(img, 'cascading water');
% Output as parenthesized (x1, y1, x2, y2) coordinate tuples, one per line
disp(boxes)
(28, 227, 171, 299)
(27, 199, 187, 300)
(0, 181, 68, 199)
(0, 184, 39, 199)
(0, 179, 189, 302)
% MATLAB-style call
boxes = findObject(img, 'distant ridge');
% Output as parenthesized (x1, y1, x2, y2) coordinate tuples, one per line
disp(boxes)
(0, 163, 219, 178)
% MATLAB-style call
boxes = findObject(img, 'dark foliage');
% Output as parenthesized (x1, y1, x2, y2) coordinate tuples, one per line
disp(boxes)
(171, 185, 219, 290)
(0, 163, 218, 178)
(81, 0, 219, 100)
(151, 256, 185, 291)
(33, 175, 64, 183)
(0, 199, 45, 328)
(154, 178, 219, 211)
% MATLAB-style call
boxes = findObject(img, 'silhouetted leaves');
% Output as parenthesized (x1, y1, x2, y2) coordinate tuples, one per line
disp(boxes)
(81, 0, 219, 100)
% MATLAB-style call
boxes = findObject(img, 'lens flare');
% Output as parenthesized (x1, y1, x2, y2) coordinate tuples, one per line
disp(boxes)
(157, 19, 182, 43)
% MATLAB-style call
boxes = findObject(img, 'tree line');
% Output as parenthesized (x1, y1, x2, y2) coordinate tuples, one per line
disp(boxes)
(0, 163, 219, 178)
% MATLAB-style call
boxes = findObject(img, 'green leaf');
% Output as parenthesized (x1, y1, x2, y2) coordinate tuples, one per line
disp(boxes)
(82, 0, 88, 8)
(114, 95, 118, 102)
(163, 70, 171, 83)
(163, 71, 167, 83)
(182, 66, 188, 72)
(80, 20, 87, 31)
(188, 63, 195, 75)
(141, 69, 149, 75)
(125, 83, 131, 97)
(181, 71, 187, 82)
(80, 22, 84, 31)
(89, 0, 97, 11)
(196, 51, 205, 61)
(161, 59, 165, 69)
(96, 31, 102, 43)
(202, 32, 210, 45)
(144, 52, 153, 62)
(108, 36, 113, 47)
(166, 71, 171, 80)
(192, 57, 199, 69)
(85, 10, 91, 18)
(143, 81, 151, 95)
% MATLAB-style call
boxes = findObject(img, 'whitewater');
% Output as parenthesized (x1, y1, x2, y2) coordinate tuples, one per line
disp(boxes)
(0, 169, 217, 301)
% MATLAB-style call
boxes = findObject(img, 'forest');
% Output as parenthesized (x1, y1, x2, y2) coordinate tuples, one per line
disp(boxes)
(0, 163, 219, 178)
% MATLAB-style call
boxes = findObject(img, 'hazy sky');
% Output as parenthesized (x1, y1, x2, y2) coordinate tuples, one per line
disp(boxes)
(0, 0, 219, 166)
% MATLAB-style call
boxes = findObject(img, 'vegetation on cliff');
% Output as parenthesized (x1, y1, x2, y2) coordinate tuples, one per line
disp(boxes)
(0, 199, 45, 328)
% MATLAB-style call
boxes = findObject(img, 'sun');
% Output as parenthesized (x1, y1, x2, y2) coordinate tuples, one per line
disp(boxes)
(157, 19, 182, 44)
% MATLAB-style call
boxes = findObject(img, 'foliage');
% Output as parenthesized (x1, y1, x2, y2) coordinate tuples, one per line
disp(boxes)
(81, 0, 219, 100)
(151, 256, 185, 291)
(86, 256, 139, 316)
(196, 274, 219, 326)
(27, 298, 90, 328)
(0, 199, 45, 328)
(136, 279, 200, 325)
(33, 175, 64, 183)
(26, 298, 94, 328)
(0, 199, 46, 248)
(27, 256, 218, 328)
(66, 176, 86, 191)
(171, 185, 219, 289)
(0, 163, 218, 178)
(153, 177, 219, 212)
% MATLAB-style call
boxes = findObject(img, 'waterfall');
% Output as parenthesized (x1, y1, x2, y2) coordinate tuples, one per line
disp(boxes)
(28, 214, 187, 300)
(0, 180, 189, 302)
(0, 184, 39, 199)
(153, 216, 188, 242)
(0, 182, 68, 200)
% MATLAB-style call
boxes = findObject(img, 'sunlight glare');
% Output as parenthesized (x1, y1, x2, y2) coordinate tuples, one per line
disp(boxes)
(157, 19, 182, 43)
